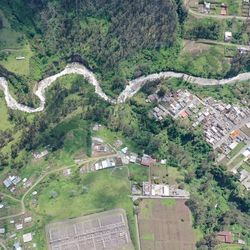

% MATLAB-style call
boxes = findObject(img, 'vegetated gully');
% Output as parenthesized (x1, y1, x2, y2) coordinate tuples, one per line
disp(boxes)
(0, 62, 250, 113)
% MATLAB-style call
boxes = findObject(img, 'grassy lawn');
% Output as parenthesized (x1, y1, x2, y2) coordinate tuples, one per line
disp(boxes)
(228, 141, 246, 158)
(95, 126, 138, 152)
(161, 198, 176, 208)
(150, 165, 168, 184)
(167, 166, 184, 185)
(0, 96, 12, 131)
(228, 154, 245, 170)
(0, 196, 21, 218)
(215, 243, 243, 250)
(25, 167, 138, 249)
(241, 161, 250, 172)
(128, 164, 149, 183)
(0, 10, 33, 76)
(141, 233, 154, 241)
(0, 44, 33, 75)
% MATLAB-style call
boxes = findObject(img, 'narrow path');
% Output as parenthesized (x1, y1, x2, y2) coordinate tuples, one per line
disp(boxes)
(196, 39, 250, 49)
(0, 240, 7, 250)
(0, 192, 21, 203)
(135, 214, 141, 250)
(1, 62, 250, 113)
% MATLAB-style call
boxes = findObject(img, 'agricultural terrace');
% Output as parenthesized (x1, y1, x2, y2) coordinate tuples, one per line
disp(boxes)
(138, 199, 195, 250)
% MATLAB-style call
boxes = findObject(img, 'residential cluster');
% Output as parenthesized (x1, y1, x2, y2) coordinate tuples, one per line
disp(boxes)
(3, 174, 32, 194)
(150, 89, 250, 150)
(3, 175, 21, 193)
(0, 214, 34, 250)
(149, 89, 250, 190)
(200, 1, 250, 17)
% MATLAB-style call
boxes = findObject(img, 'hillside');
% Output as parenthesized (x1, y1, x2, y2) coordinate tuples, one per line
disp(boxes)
(0, 0, 185, 97)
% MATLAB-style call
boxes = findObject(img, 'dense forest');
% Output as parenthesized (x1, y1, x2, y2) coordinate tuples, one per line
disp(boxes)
(1, 0, 187, 97)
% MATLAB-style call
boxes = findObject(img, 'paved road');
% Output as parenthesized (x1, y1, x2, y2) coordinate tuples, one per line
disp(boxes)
(1, 63, 250, 113)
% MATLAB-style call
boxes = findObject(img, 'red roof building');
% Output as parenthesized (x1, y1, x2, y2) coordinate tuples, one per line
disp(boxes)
(179, 111, 188, 118)
(216, 231, 233, 244)
(141, 154, 156, 167)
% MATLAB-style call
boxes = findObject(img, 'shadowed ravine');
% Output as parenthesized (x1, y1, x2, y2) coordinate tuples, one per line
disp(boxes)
(0, 62, 250, 113)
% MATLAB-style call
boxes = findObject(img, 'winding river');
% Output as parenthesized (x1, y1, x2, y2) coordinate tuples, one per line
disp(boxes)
(0, 62, 250, 113)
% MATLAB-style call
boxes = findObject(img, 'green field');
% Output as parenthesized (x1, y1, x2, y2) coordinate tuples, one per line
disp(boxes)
(0, 196, 21, 218)
(0, 97, 12, 131)
(229, 142, 246, 158)
(128, 164, 149, 183)
(228, 154, 245, 170)
(0, 44, 33, 75)
(215, 243, 244, 250)
(161, 198, 176, 208)
(0, 10, 33, 76)
(25, 167, 138, 249)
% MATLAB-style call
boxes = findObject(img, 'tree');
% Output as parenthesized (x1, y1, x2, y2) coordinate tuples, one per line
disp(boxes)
(0, 17, 3, 29)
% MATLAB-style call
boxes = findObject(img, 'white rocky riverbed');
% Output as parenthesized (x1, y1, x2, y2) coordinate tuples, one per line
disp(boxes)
(0, 62, 249, 113)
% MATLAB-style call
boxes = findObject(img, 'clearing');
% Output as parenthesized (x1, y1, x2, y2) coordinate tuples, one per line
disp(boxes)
(138, 199, 195, 250)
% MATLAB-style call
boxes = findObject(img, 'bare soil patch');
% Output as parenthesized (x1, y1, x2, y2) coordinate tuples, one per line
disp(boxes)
(138, 199, 195, 250)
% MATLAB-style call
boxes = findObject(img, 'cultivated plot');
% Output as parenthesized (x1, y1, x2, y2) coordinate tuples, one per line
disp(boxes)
(138, 199, 195, 250)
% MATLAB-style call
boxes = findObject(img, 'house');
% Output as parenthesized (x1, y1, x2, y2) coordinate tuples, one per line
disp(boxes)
(129, 153, 138, 163)
(121, 147, 128, 154)
(239, 170, 250, 190)
(131, 184, 142, 195)
(15, 224, 23, 230)
(242, 148, 250, 157)
(216, 231, 233, 244)
(179, 111, 188, 118)
(230, 129, 240, 138)
(3, 176, 21, 189)
(23, 233, 33, 243)
(13, 242, 22, 250)
(141, 154, 156, 167)
(3, 177, 12, 188)
(32, 150, 48, 159)
(16, 56, 25, 60)
(229, 141, 238, 150)
(0, 228, 5, 234)
(238, 239, 246, 245)
(221, 4, 228, 15)
(24, 217, 32, 223)
(63, 169, 71, 176)
(204, 2, 211, 12)
(224, 31, 232, 42)
(143, 182, 170, 197)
